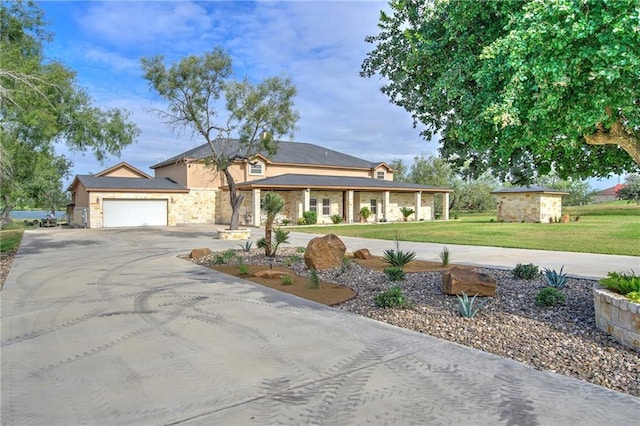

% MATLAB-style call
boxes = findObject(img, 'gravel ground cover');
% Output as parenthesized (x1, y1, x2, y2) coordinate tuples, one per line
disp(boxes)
(193, 247, 640, 398)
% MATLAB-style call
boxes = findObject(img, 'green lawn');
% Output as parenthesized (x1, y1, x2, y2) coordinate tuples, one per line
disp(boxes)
(294, 202, 640, 256)
(0, 223, 25, 253)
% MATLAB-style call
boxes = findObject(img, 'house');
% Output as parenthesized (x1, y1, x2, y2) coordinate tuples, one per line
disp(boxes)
(68, 140, 453, 228)
(593, 184, 624, 203)
(491, 186, 569, 223)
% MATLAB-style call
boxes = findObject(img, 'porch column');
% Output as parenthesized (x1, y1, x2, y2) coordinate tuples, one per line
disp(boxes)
(383, 191, 390, 221)
(302, 188, 310, 219)
(443, 192, 450, 220)
(347, 190, 354, 223)
(252, 189, 261, 227)
(414, 192, 421, 221)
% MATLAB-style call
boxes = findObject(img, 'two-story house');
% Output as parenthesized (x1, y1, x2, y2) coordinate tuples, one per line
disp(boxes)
(67, 140, 452, 228)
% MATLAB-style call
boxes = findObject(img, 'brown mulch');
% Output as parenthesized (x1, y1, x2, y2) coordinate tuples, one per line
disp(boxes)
(210, 264, 356, 306)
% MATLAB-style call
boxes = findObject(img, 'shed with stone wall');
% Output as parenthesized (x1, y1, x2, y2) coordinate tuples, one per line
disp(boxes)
(491, 186, 569, 223)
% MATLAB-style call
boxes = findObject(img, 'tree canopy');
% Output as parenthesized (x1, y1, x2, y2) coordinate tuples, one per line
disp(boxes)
(0, 1, 139, 222)
(142, 48, 299, 230)
(362, 0, 640, 183)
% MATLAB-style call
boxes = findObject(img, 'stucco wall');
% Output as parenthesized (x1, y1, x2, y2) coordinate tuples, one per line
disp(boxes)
(496, 193, 563, 223)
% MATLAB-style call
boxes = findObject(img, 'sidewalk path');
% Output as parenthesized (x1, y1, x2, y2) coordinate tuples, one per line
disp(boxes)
(1, 226, 638, 425)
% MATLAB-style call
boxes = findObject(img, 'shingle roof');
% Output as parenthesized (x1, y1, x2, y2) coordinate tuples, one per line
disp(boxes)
(74, 175, 188, 192)
(151, 140, 379, 169)
(235, 174, 452, 192)
(491, 186, 569, 195)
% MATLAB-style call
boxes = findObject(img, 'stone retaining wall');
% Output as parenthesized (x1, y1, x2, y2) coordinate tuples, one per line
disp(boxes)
(593, 284, 640, 352)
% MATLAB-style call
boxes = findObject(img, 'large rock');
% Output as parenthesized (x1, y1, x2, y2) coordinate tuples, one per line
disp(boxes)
(353, 248, 373, 260)
(442, 268, 497, 297)
(304, 234, 347, 270)
(190, 248, 212, 259)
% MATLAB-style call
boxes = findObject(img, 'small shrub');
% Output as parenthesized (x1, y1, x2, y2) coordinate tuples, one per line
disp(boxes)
(535, 287, 566, 307)
(281, 219, 291, 226)
(256, 237, 267, 249)
(382, 234, 416, 268)
(599, 271, 640, 297)
(359, 206, 371, 222)
(330, 214, 343, 224)
(297, 218, 306, 225)
(384, 266, 405, 282)
(238, 264, 249, 275)
(399, 207, 415, 221)
(626, 291, 640, 303)
(302, 211, 317, 225)
(512, 263, 540, 280)
(281, 275, 293, 286)
(296, 246, 306, 253)
(340, 256, 351, 274)
(542, 266, 567, 289)
(222, 249, 237, 262)
(439, 247, 450, 266)
(374, 286, 411, 309)
(271, 228, 290, 256)
(456, 292, 484, 318)
(308, 269, 320, 289)
(283, 255, 302, 267)
(238, 241, 253, 252)
(212, 255, 226, 265)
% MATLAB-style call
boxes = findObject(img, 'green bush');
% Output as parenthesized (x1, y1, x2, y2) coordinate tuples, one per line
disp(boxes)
(512, 263, 540, 279)
(384, 266, 405, 282)
(626, 291, 640, 303)
(330, 214, 343, 224)
(308, 269, 320, 289)
(302, 211, 317, 225)
(283, 255, 302, 266)
(281, 275, 293, 286)
(374, 286, 411, 309)
(297, 218, 306, 225)
(599, 271, 640, 296)
(535, 287, 566, 307)
(359, 206, 371, 222)
(238, 264, 249, 275)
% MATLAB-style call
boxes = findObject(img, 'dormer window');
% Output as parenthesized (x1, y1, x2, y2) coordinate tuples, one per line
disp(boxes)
(376, 170, 385, 179)
(249, 162, 263, 175)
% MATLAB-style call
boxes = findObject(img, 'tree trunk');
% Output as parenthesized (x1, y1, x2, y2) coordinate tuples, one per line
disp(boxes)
(1, 194, 15, 227)
(584, 117, 640, 165)
(265, 221, 273, 256)
(224, 169, 244, 230)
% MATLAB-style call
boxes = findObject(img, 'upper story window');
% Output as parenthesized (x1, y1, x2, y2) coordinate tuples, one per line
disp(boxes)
(376, 170, 385, 179)
(249, 162, 263, 175)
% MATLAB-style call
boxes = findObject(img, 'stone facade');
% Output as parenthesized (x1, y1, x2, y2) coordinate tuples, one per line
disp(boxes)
(594, 285, 640, 352)
(495, 193, 564, 223)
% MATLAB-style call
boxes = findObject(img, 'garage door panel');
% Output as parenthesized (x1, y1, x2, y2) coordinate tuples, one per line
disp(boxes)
(103, 200, 167, 227)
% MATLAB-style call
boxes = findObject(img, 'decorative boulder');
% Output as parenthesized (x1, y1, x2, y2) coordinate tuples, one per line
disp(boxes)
(304, 234, 347, 270)
(190, 248, 212, 259)
(353, 248, 373, 260)
(442, 268, 497, 297)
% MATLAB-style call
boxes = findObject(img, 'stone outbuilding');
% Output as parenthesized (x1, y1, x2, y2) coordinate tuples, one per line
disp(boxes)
(491, 186, 569, 223)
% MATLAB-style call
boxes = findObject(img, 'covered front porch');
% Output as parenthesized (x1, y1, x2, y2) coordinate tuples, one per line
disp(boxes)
(221, 174, 452, 226)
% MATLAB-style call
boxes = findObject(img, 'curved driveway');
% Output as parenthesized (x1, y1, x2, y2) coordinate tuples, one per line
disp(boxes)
(2, 226, 639, 425)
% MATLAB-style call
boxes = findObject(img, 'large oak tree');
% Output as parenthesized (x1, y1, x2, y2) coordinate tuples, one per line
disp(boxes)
(142, 48, 299, 230)
(362, 0, 639, 183)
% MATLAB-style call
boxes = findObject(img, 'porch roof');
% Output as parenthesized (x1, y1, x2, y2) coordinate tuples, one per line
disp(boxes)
(234, 174, 452, 193)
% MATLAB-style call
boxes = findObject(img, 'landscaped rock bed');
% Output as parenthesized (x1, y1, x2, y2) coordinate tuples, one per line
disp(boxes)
(190, 247, 640, 398)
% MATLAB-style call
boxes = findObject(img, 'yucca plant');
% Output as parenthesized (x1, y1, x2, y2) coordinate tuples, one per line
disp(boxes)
(382, 234, 416, 268)
(439, 247, 450, 266)
(238, 241, 253, 252)
(456, 292, 484, 318)
(542, 266, 568, 289)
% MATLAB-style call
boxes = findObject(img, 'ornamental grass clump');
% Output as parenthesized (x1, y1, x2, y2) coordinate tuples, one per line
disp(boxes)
(599, 271, 640, 303)
(439, 247, 450, 266)
(383, 233, 416, 268)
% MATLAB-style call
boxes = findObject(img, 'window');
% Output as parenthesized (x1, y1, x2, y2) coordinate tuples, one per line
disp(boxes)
(322, 199, 330, 215)
(249, 162, 263, 175)
(376, 170, 385, 179)
(309, 199, 317, 212)
(370, 199, 377, 214)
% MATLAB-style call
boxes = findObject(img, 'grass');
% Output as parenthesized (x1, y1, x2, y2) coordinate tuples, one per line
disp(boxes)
(295, 202, 639, 256)
(0, 222, 26, 253)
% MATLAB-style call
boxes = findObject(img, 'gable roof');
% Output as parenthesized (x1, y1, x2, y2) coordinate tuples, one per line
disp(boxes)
(596, 184, 625, 196)
(69, 175, 188, 192)
(95, 162, 152, 179)
(234, 174, 452, 192)
(491, 186, 569, 195)
(151, 140, 381, 170)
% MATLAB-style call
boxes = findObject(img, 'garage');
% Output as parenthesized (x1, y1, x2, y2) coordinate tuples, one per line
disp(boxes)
(103, 199, 168, 228)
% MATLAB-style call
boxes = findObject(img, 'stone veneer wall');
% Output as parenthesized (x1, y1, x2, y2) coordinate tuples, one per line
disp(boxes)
(496, 193, 563, 223)
(594, 285, 640, 352)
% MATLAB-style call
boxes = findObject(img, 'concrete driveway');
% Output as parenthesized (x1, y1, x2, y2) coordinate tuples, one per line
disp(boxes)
(2, 226, 639, 425)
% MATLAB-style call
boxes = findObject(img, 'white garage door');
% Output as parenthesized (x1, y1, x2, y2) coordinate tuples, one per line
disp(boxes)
(103, 200, 168, 228)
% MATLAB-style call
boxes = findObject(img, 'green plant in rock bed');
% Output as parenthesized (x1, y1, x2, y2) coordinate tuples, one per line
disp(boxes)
(296, 246, 306, 253)
(512, 263, 540, 280)
(542, 266, 567, 289)
(339, 256, 351, 274)
(382, 234, 416, 268)
(374, 286, 411, 309)
(271, 228, 290, 257)
(439, 247, 450, 266)
(283, 255, 302, 267)
(238, 264, 249, 275)
(281, 275, 293, 286)
(213, 250, 237, 265)
(384, 266, 405, 282)
(599, 271, 640, 300)
(238, 241, 253, 252)
(456, 292, 485, 318)
(535, 287, 566, 307)
(330, 214, 343, 224)
(308, 269, 320, 289)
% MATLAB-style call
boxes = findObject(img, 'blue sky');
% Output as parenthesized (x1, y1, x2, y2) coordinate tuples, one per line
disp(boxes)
(39, 0, 622, 190)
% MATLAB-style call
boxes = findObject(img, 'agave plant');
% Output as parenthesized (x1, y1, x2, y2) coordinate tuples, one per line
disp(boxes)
(542, 266, 568, 289)
(382, 233, 416, 268)
(456, 291, 484, 318)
